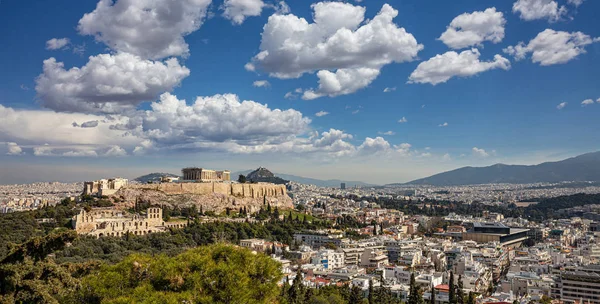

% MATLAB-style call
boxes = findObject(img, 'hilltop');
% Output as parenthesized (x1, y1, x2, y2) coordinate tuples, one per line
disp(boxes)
(401, 151, 600, 186)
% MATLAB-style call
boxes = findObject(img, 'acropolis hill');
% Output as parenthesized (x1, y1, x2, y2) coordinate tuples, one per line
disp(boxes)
(92, 168, 293, 213)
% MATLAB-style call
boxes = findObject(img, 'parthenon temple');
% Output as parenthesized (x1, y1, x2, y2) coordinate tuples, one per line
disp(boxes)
(182, 167, 230, 182)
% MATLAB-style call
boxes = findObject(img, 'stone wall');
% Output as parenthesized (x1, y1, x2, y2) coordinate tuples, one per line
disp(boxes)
(128, 182, 288, 199)
(114, 182, 292, 214)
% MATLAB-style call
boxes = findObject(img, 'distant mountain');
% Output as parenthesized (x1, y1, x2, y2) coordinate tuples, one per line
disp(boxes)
(246, 167, 289, 184)
(134, 172, 180, 183)
(232, 169, 375, 188)
(403, 151, 600, 186)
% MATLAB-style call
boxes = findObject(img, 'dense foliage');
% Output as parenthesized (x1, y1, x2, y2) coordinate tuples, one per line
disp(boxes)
(76, 243, 282, 304)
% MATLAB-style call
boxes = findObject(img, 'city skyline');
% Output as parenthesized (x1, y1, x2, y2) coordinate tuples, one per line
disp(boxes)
(1, 0, 600, 185)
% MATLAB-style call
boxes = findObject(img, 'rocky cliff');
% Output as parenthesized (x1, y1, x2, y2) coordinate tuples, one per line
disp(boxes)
(112, 182, 293, 213)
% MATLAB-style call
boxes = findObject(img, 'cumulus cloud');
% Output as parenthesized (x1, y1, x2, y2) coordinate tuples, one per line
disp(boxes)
(512, 0, 567, 22)
(378, 131, 395, 136)
(503, 29, 598, 66)
(408, 49, 510, 85)
(439, 122, 449, 127)
(249, 2, 422, 98)
(315, 111, 329, 117)
(395, 143, 412, 156)
(302, 68, 380, 99)
(222, 0, 266, 25)
(383, 87, 396, 93)
(46, 38, 70, 50)
(581, 99, 594, 106)
(357, 137, 391, 155)
(253, 80, 270, 88)
(6, 142, 23, 155)
(472, 147, 489, 157)
(77, 0, 211, 59)
(35, 53, 190, 114)
(117, 93, 311, 148)
(398, 117, 408, 123)
(439, 8, 506, 49)
(104, 145, 127, 156)
(557, 102, 567, 109)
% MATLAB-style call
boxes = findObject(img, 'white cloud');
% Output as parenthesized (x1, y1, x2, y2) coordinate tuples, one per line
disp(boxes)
(351, 110, 360, 115)
(503, 29, 598, 66)
(46, 38, 70, 50)
(35, 53, 190, 114)
(438, 8, 506, 49)
(472, 147, 489, 157)
(398, 117, 408, 123)
(383, 87, 396, 93)
(581, 99, 594, 106)
(394, 143, 412, 156)
(315, 111, 329, 117)
(358, 137, 391, 155)
(408, 49, 510, 85)
(378, 131, 395, 136)
(253, 80, 270, 88)
(117, 93, 311, 147)
(557, 102, 567, 109)
(222, 0, 265, 25)
(598, 98, 600, 103)
(0, 105, 139, 151)
(568, 0, 585, 7)
(62, 150, 99, 157)
(78, 0, 211, 60)
(512, 0, 567, 22)
(302, 68, 380, 99)
(6, 142, 23, 155)
(249, 2, 422, 98)
(442, 153, 451, 161)
(439, 122, 449, 127)
(284, 92, 297, 99)
(104, 145, 128, 156)
(244, 63, 256, 72)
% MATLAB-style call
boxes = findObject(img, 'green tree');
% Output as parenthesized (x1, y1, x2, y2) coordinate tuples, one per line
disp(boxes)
(238, 175, 247, 183)
(349, 285, 363, 304)
(78, 243, 282, 303)
(457, 275, 465, 304)
(468, 292, 476, 304)
(408, 272, 423, 304)
(449, 271, 456, 304)
(368, 279, 374, 304)
(288, 269, 305, 304)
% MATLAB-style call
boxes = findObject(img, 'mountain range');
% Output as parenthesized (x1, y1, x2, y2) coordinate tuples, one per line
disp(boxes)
(402, 151, 600, 186)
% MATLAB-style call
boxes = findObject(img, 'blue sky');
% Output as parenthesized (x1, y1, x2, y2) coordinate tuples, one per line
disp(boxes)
(0, 0, 599, 184)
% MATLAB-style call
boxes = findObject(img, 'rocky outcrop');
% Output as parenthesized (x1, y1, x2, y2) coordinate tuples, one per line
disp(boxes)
(112, 182, 293, 213)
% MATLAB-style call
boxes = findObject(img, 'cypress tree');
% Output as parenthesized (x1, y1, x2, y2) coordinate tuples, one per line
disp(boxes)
(408, 272, 422, 304)
(457, 275, 465, 304)
(368, 279, 374, 304)
(468, 292, 476, 304)
(430, 284, 436, 304)
(349, 285, 363, 304)
(449, 271, 456, 304)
